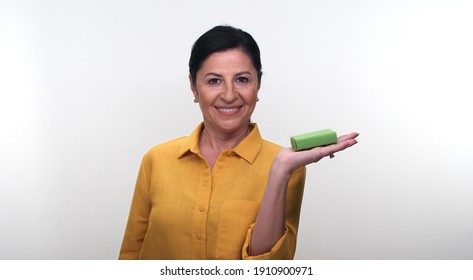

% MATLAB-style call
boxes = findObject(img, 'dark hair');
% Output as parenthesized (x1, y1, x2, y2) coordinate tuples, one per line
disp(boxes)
(189, 25, 262, 85)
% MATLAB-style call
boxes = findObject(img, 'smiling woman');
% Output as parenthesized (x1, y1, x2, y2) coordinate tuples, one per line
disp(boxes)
(118, 25, 358, 260)
(191, 49, 260, 167)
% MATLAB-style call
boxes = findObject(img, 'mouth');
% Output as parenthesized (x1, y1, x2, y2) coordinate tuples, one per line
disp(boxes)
(215, 106, 242, 115)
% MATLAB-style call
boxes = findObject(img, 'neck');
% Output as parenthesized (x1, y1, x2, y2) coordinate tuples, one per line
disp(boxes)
(199, 124, 251, 155)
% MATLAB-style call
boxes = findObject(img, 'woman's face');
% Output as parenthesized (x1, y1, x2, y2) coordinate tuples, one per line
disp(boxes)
(190, 48, 260, 136)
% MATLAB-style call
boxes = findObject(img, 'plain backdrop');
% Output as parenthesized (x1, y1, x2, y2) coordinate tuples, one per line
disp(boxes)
(1, 0, 472, 259)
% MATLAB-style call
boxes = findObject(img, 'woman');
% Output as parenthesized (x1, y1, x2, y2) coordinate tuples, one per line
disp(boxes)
(119, 25, 358, 260)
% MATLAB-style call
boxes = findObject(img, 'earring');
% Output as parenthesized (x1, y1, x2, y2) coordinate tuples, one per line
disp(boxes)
(256, 97, 259, 102)
(194, 99, 198, 103)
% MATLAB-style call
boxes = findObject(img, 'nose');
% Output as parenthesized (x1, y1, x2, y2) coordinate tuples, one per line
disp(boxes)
(221, 82, 238, 103)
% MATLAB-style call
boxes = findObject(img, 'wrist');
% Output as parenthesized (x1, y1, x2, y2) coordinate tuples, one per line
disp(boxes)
(270, 156, 293, 183)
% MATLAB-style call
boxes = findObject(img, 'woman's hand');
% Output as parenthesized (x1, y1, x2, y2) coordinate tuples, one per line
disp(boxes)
(275, 132, 359, 174)
(250, 132, 359, 257)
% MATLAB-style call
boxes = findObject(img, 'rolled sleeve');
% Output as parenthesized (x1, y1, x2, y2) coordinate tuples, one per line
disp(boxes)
(242, 224, 296, 260)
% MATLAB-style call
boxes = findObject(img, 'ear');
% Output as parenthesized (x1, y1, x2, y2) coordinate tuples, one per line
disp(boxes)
(189, 74, 199, 101)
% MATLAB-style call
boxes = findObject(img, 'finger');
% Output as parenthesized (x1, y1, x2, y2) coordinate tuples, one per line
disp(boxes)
(337, 132, 359, 142)
(317, 138, 358, 158)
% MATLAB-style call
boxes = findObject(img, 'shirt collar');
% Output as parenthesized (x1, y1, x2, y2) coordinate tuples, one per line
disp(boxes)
(233, 123, 263, 164)
(177, 122, 263, 165)
(177, 122, 204, 159)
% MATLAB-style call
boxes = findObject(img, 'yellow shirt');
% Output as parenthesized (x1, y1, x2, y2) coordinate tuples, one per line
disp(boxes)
(119, 123, 306, 260)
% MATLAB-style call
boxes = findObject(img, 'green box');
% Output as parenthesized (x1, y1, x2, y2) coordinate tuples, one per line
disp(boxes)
(290, 129, 338, 151)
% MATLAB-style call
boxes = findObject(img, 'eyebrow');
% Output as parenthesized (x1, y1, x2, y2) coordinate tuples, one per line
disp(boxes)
(204, 71, 253, 77)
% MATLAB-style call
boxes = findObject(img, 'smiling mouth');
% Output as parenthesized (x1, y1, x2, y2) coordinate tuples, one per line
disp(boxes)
(215, 106, 242, 114)
(217, 108, 240, 113)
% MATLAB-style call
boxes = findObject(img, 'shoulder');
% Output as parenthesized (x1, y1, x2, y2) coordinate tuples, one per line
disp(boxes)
(260, 138, 284, 155)
(140, 123, 202, 164)
(252, 123, 284, 154)
(261, 138, 283, 150)
(142, 136, 188, 161)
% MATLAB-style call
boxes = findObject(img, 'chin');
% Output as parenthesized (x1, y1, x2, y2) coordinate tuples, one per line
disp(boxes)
(217, 120, 249, 133)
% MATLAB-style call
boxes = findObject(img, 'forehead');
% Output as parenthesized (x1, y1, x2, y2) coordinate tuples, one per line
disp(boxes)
(199, 49, 255, 73)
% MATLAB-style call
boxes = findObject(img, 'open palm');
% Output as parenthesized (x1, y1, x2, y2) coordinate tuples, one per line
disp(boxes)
(275, 132, 359, 174)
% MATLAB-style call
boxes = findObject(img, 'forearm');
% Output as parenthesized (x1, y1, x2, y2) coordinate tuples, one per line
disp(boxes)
(250, 160, 291, 256)
(248, 133, 358, 256)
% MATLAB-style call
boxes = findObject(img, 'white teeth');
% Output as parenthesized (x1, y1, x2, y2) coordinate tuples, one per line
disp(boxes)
(218, 108, 238, 112)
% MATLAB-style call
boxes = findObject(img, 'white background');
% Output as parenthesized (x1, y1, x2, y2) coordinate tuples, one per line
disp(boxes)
(0, 0, 472, 259)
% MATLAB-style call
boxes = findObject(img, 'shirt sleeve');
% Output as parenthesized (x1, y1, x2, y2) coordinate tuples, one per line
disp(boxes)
(241, 167, 306, 260)
(118, 155, 152, 260)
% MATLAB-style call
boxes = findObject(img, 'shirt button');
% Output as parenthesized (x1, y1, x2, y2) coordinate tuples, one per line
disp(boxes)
(199, 207, 205, 212)
(196, 234, 202, 240)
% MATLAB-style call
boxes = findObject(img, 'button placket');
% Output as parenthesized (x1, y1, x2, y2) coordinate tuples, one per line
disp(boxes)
(191, 161, 211, 259)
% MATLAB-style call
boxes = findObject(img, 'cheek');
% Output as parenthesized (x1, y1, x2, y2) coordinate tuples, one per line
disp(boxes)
(247, 88, 259, 102)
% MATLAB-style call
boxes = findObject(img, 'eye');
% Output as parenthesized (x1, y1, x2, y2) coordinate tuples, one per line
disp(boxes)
(208, 78, 221, 85)
(236, 76, 249, 83)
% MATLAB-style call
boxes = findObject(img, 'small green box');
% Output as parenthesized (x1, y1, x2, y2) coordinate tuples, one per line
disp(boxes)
(290, 129, 338, 151)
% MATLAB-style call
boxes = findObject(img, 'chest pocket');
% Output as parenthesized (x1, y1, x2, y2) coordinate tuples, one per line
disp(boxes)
(215, 200, 260, 259)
